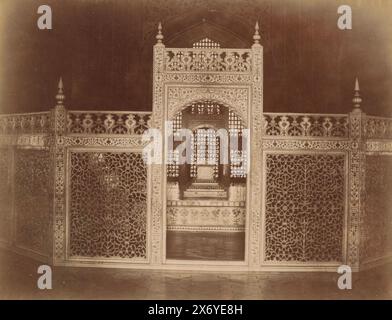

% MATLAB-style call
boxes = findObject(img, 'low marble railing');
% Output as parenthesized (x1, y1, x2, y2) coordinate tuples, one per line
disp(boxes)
(364, 115, 392, 140)
(1, 106, 391, 270)
(0, 112, 51, 135)
(262, 113, 349, 138)
(66, 111, 152, 135)
(2, 110, 392, 141)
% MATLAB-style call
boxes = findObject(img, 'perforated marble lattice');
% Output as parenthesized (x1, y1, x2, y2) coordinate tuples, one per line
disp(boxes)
(362, 155, 392, 262)
(69, 151, 147, 259)
(15, 149, 51, 254)
(0, 148, 12, 242)
(265, 154, 345, 262)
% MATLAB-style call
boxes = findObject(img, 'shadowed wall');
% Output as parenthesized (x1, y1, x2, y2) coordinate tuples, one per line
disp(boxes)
(0, 0, 391, 115)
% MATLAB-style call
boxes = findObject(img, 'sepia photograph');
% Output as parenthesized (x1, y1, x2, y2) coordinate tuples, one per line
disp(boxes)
(0, 0, 392, 305)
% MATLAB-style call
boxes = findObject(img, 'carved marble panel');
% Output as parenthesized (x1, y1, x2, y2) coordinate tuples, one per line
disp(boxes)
(264, 153, 345, 262)
(263, 114, 349, 138)
(167, 86, 250, 123)
(166, 206, 245, 232)
(0, 113, 50, 135)
(361, 155, 392, 262)
(67, 112, 151, 135)
(165, 48, 252, 73)
(364, 116, 392, 140)
(14, 149, 51, 255)
(68, 151, 148, 259)
(0, 147, 13, 243)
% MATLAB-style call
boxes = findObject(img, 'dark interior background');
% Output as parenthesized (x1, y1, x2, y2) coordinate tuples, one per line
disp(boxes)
(1, 0, 391, 115)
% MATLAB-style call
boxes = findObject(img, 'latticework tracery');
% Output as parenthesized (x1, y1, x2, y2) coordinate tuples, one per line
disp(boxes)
(166, 102, 247, 180)
(265, 154, 345, 262)
(69, 151, 147, 259)
(0, 148, 12, 243)
(14, 149, 51, 255)
(67, 112, 151, 135)
(362, 155, 392, 262)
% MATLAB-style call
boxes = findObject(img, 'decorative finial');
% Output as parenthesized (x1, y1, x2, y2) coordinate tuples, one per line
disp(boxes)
(253, 21, 261, 44)
(156, 22, 164, 44)
(352, 77, 362, 110)
(354, 77, 359, 91)
(56, 77, 65, 106)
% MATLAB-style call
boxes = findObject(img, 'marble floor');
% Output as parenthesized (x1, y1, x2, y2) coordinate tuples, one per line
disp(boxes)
(166, 231, 245, 260)
(0, 248, 391, 299)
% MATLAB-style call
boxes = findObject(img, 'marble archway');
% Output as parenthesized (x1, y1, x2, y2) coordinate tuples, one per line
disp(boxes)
(150, 23, 263, 267)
